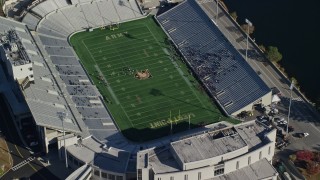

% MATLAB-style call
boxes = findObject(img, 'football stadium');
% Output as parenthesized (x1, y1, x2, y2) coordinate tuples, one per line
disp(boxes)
(0, 0, 277, 179)
(70, 16, 230, 141)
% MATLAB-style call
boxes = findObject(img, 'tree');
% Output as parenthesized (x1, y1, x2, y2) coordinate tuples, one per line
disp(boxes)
(316, 97, 320, 112)
(296, 150, 314, 161)
(241, 24, 255, 35)
(306, 161, 320, 175)
(230, 11, 237, 21)
(290, 77, 299, 89)
(266, 46, 282, 63)
(289, 154, 297, 162)
(259, 44, 266, 52)
(313, 152, 320, 162)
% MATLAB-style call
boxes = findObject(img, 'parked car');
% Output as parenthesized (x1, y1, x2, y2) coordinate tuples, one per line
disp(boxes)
(288, 126, 294, 133)
(279, 120, 287, 125)
(29, 141, 38, 147)
(257, 115, 265, 121)
(274, 117, 285, 123)
(294, 132, 309, 138)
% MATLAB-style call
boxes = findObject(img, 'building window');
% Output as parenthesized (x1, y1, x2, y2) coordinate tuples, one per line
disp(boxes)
(185, 174, 188, 180)
(268, 146, 271, 155)
(138, 169, 142, 180)
(198, 172, 201, 180)
(68, 154, 73, 161)
(158, 178, 161, 180)
(94, 170, 100, 177)
(170, 176, 174, 180)
(108, 174, 115, 180)
(236, 161, 239, 169)
(116, 176, 123, 180)
(248, 156, 251, 165)
(259, 151, 262, 159)
(101, 172, 108, 178)
(214, 168, 224, 176)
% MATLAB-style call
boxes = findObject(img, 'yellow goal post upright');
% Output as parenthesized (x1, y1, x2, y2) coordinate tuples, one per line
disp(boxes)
(109, 20, 120, 31)
(100, 25, 106, 30)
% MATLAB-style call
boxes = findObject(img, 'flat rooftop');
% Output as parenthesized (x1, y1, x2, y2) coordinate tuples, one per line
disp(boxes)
(210, 158, 278, 180)
(0, 29, 32, 67)
(149, 148, 180, 174)
(234, 122, 267, 150)
(171, 128, 247, 163)
(67, 136, 130, 173)
(138, 121, 272, 174)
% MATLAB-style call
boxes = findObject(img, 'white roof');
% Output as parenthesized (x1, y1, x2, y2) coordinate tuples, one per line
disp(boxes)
(272, 94, 281, 102)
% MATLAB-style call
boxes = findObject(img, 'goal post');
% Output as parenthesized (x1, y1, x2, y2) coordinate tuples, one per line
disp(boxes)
(109, 22, 120, 31)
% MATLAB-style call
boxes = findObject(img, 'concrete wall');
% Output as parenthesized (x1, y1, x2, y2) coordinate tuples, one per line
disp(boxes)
(153, 164, 219, 180)
(232, 91, 272, 116)
(58, 134, 78, 160)
(262, 91, 272, 107)
(224, 142, 274, 174)
(152, 141, 275, 180)
(147, 128, 277, 180)
(91, 167, 125, 180)
(182, 145, 248, 171)
(66, 164, 92, 180)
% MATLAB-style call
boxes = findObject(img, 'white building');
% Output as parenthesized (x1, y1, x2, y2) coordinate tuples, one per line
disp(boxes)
(0, 29, 34, 85)
(137, 121, 277, 180)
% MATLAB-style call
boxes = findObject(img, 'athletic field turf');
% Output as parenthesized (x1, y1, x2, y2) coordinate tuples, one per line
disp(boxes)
(70, 16, 236, 141)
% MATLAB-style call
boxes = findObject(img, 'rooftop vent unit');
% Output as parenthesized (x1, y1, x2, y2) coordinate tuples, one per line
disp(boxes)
(102, 144, 110, 152)
(224, 101, 233, 107)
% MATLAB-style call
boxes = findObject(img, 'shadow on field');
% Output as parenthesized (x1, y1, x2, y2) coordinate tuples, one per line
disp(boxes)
(123, 32, 138, 40)
(121, 121, 204, 142)
(149, 88, 219, 113)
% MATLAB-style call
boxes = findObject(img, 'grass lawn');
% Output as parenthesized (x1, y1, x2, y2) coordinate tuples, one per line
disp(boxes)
(70, 16, 237, 141)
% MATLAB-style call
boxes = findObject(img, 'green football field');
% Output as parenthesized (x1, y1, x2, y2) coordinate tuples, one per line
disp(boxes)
(70, 16, 236, 141)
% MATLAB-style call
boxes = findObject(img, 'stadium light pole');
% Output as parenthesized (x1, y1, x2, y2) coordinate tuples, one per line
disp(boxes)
(286, 80, 294, 134)
(216, 0, 219, 20)
(169, 111, 173, 134)
(245, 18, 252, 61)
(58, 112, 68, 169)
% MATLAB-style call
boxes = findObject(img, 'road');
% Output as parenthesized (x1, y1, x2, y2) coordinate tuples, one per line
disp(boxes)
(198, 1, 320, 178)
(0, 95, 59, 180)
(198, 0, 320, 151)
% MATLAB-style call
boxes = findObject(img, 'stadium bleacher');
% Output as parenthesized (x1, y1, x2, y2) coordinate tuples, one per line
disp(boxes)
(31, 0, 59, 17)
(37, 26, 68, 38)
(156, 0, 270, 115)
(21, 13, 41, 30)
(39, 35, 70, 46)
(29, 0, 144, 137)
(81, 3, 105, 27)
(50, 56, 80, 66)
(17, 0, 145, 140)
